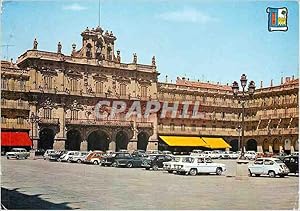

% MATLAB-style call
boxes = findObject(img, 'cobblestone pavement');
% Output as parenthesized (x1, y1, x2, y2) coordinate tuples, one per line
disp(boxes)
(1, 157, 299, 210)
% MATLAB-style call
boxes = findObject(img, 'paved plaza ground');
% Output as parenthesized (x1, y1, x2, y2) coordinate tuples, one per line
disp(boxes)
(1, 157, 299, 210)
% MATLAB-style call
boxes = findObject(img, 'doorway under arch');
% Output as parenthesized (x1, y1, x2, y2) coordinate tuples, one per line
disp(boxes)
(87, 130, 110, 151)
(246, 139, 257, 151)
(230, 139, 238, 152)
(116, 131, 128, 152)
(39, 128, 55, 150)
(137, 132, 149, 151)
(66, 130, 82, 151)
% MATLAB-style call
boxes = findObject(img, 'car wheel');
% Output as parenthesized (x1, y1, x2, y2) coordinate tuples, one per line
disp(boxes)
(16, 155, 19, 160)
(67, 159, 72, 163)
(145, 167, 150, 170)
(268, 170, 276, 178)
(255, 174, 260, 177)
(57, 158, 61, 162)
(126, 162, 133, 168)
(93, 160, 99, 165)
(248, 169, 253, 177)
(279, 175, 285, 178)
(6, 157, 9, 159)
(167, 170, 173, 173)
(152, 165, 159, 171)
(112, 161, 118, 167)
(216, 167, 222, 175)
(189, 168, 198, 176)
(77, 159, 82, 164)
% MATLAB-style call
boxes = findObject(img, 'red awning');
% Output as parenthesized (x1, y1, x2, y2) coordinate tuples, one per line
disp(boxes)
(1, 132, 32, 147)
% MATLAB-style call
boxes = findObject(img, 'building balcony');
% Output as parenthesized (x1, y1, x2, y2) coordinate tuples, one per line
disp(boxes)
(39, 118, 60, 125)
(158, 126, 237, 136)
(65, 118, 133, 127)
(245, 128, 298, 136)
(1, 120, 31, 130)
(137, 122, 153, 128)
(1, 101, 30, 110)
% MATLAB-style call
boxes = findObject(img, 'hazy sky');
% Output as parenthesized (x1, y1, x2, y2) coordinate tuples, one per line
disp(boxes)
(2, 0, 299, 86)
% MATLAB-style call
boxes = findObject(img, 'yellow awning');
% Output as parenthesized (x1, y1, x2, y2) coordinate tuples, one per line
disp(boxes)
(160, 136, 209, 147)
(201, 137, 231, 149)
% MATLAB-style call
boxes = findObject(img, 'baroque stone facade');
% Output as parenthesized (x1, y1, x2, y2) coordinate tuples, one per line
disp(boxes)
(1, 26, 299, 153)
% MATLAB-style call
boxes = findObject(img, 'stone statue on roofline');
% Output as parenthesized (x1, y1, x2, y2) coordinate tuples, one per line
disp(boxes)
(57, 42, 62, 54)
(133, 53, 137, 64)
(33, 38, 38, 50)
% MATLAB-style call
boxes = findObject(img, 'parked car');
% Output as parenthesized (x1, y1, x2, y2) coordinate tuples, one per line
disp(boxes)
(102, 152, 133, 167)
(69, 151, 89, 163)
(146, 150, 162, 155)
(84, 151, 105, 165)
(273, 152, 289, 161)
(291, 152, 299, 156)
(115, 154, 144, 168)
(48, 151, 66, 162)
(244, 151, 257, 160)
(143, 154, 173, 170)
(174, 157, 226, 176)
(190, 150, 203, 156)
(248, 158, 290, 178)
(35, 148, 45, 156)
(57, 151, 78, 162)
(282, 156, 298, 174)
(163, 156, 186, 173)
(210, 150, 223, 159)
(43, 149, 55, 160)
(6, 148, 30, 159)
(162, 150, 172, 155)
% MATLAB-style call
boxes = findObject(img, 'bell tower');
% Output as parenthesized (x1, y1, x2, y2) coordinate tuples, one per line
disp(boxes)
(74, 26, 117, 61)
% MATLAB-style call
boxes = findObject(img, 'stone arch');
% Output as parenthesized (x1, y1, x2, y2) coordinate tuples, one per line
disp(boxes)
(87, 130, 110, 151)
(263, 138, 269, 152)
(38, 128, 55, 150)
(66, 129, 82, 151)
(246, 139, 257, 151)
(229, 139, 239, 152)
(115, 130, 129, 152)
(273, 138, 280, 152)
(137, 131, 149, 151)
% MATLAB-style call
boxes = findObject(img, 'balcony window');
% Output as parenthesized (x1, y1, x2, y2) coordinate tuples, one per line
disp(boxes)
(212, 125, 216, 130)
(44, 108, 52, 119)
(120, 84, 126, 97)
(141, 86, 147, 98)
(70, 78, 78, 92)
(19, 80, 26, 91)
(170, 123, 174, 131)
(181, 124, 185, 131)
(1, 78, 8, 90)
(44, 76, 52, 89)
(1, 116, 7, 123)
(18, 99, 23, 107)
(96, 81, 104, 94)
(17, 117, 24, 124)
(222, 112, 225, 118)
(192, 124, 196, 131)
(10, 79, 15, 90)
(71, 110, 79, 120)
(1, 98, 6, 106)
(159, 123, 163, 130)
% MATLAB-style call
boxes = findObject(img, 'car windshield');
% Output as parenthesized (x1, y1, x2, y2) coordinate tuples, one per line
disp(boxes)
(174, 157, 181, 162)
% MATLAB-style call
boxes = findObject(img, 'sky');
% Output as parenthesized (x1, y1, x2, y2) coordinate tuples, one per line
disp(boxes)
(2, 0, 299, 86)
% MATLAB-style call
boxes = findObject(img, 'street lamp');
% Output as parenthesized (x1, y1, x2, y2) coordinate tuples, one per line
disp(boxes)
(29, 112, 40, 149)
(236, 125, 241, 151)
(232, 74, 255, 159)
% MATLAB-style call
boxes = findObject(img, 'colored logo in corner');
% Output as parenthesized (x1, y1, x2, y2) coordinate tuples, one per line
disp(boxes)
(266, 7, 288, 32)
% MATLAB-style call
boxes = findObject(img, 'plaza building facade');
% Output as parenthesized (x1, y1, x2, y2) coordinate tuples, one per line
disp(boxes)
(1, 26, 299, 153)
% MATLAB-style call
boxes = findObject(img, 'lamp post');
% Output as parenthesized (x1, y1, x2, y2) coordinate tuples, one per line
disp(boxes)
(236, 125, 241, 151)
(29, 112, 40, 149)
(232, 74, 255, 159)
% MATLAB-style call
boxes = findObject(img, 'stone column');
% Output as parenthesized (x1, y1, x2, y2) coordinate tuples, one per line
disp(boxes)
(279, 145, 284, 153)
(269, 145, 273, 153)
(127, 141, 137, 152)
(257, 145, 263, 153)
(109, 141, 116, 152)
(147, 141, 158, 151)
(290, 146, 295, 153)
(80, 141, 88, 151)
(53, 140, 65, 150)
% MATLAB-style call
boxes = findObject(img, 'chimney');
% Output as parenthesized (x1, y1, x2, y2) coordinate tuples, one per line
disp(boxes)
(281, 77, 283, 84)
(165, 75, 168, 83)
(270, 79, 273, 87)
(260, 81, 263, 88)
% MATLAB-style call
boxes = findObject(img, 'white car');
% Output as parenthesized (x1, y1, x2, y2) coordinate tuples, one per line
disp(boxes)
(6, 148, 30, 159)
(58, 151, 78, 162)
(190, 150, 203, 156)
(174, 157, 226, 176)
(69, 151, 89, 163)
(244, 151, 257, 160)
(210, 150, 223, 159)
(291, 152, 299, 156)
(248, 158, 290, 178)
(163, 156, 187, 173)
(43, 149, 55, 160)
